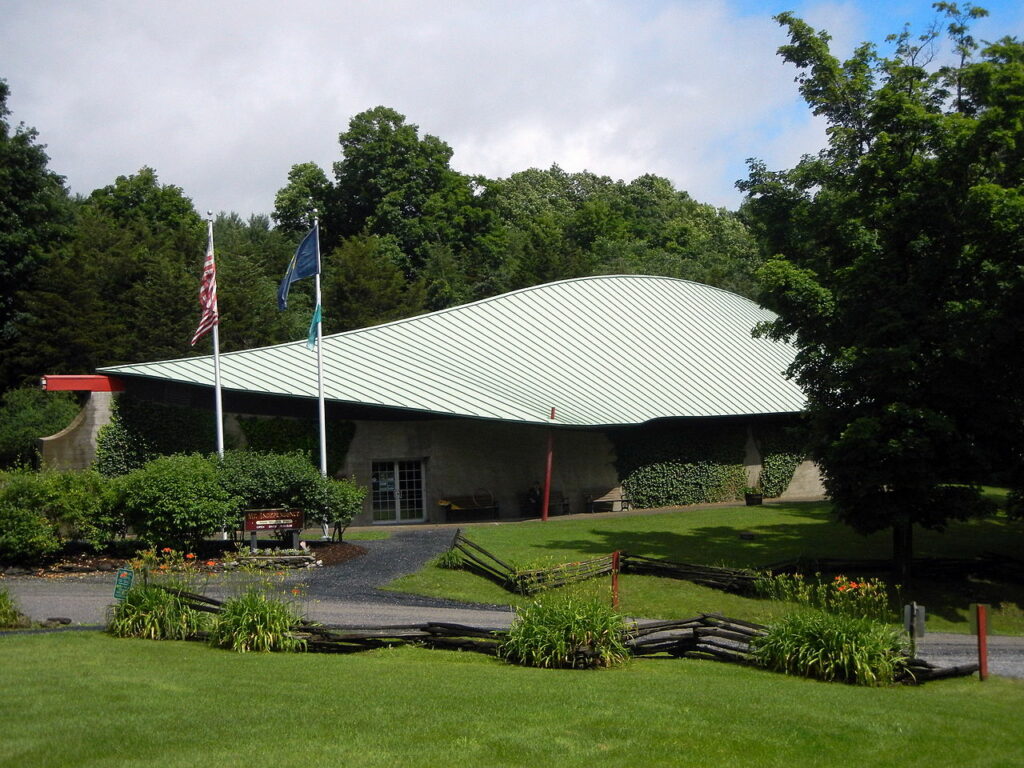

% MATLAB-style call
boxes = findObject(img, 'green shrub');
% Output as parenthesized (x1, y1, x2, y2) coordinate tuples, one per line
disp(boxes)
(208, 588, 306, 653)
(0, 388, 80, 468)
(0, 501, 60, 563)
(215, 450, 365, 528)
(0, 468, 120, 550)
(753, 572, 895, 622)
(114, 454, 239, 549)
(107, 584, 208, 640)
(295, 470, 365, 529)
(499, 590, 632, 669)
(0, 587, 29, 628)
(753, 610, 909, 686)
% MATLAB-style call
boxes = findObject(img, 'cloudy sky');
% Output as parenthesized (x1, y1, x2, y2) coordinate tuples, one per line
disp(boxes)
(3, 1, 1021, 217)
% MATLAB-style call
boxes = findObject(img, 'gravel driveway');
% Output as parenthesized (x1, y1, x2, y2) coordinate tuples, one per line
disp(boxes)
(1, 529, 514, 629)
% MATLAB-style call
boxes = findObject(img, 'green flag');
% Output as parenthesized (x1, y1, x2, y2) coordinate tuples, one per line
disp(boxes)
(306, 303, 321, 351)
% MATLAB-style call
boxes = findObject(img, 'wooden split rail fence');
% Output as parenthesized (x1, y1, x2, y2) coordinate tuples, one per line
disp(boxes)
(158, 587, 975, 682)
(449, 530, 759, 595)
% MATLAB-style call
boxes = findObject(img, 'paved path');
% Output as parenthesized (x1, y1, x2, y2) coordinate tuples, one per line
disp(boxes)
(3, 529, 1023, 679)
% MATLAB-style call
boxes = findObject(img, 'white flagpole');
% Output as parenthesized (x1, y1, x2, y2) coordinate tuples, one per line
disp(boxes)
(209, 212, 225, 459)
(313, 214, 327, 479)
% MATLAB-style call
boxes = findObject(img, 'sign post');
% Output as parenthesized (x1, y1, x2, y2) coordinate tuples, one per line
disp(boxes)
(903, 602, 925, 657)
(971, 603, 990, 681)
(113, 568, 134, 600)
(541, 407, 555, 522)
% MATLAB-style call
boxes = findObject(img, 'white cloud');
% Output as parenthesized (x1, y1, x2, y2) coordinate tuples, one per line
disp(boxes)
(1, 0, 1020, 215)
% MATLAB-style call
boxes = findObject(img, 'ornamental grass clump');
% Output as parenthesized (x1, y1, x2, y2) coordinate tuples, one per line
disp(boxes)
(0, 587, 29, 628)
(208, 588, 306, 653)
(753, 610, 909, 686)
(107, 584, 208, 640)
(431, 548, 463, 570)
(499, 590, 631, 669)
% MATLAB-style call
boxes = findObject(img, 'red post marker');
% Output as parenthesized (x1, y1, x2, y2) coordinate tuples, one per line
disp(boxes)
(611, 550, 620, 609)
(977, 603, 989, 682)
(541, 407, 555, 522)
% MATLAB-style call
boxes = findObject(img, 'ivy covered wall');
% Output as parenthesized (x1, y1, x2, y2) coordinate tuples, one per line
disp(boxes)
(95, 395, 354, 476)
(236, 415, 354, 476)
(611, 417, 807, 509)
(757, 425, 807, 499)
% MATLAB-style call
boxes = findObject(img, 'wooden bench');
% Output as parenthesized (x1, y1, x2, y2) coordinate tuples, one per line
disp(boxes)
(583, 487, 632, 514)
(517, 490, 570, 517)
(438, 493, 500, 523)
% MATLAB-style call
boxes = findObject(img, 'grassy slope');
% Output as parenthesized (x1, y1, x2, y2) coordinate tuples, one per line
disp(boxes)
(2, 632, 1022, 768)
(387, 501, 1024, 634)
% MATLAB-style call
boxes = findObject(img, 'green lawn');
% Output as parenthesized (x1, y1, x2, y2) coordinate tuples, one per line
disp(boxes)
(387, 501, 1024, 634)
(341, 529, 391, 541)
(1, 632, 1021, 768)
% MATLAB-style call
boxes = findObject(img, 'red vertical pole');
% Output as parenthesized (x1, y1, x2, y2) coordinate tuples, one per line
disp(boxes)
(977, 603, 989, 682)
(611, 550, 620, 609)
(541, 407, 555, 522)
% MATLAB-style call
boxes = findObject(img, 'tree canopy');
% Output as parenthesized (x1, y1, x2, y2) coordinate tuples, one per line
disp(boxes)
(0, 79, 69, 352)
(1, 91, 769, 404)
(739, 4, 1024, 574)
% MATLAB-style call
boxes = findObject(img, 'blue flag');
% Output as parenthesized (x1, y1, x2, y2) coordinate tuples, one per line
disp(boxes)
(306, 303, 321, 350)
(277, 227, 319, 311)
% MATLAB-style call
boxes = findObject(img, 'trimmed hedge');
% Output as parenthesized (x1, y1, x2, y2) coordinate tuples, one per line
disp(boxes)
(0, 501, 61, 563)
(0, 469, 122, 562)
(0, 452, 367, 560)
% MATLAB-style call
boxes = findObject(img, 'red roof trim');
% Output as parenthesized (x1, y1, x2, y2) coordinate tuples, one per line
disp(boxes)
(40, 375, 126, 392)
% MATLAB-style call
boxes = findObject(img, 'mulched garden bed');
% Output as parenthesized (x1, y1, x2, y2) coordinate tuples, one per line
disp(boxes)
(304, 541, 367, 567)
(1, 540, 367, 578)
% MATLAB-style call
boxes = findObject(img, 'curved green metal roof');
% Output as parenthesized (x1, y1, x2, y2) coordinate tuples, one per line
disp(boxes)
(100, 275, 805, 426)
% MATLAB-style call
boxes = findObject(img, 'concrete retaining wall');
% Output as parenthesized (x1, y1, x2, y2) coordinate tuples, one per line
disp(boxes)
(38, 392, 116, 470)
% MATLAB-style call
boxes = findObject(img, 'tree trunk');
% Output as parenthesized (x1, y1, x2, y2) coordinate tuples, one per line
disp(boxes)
(892, 518, 913, 585)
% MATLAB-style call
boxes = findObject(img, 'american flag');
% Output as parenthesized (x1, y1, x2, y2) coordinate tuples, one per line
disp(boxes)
(190, 234, 219, 346)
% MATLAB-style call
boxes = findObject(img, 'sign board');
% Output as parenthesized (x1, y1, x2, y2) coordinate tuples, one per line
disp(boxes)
(243, 508, 304, 532)
(113, 568, 134, 600)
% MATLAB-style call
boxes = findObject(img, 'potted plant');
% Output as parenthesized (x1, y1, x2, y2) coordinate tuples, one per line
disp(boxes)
(744, 486, 763, 506)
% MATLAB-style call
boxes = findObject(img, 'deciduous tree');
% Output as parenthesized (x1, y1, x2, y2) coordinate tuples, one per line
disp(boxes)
(739, 5, 1024, 577)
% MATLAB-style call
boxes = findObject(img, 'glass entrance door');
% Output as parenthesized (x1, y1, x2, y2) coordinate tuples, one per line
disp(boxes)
(371, 460, 425, 523)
